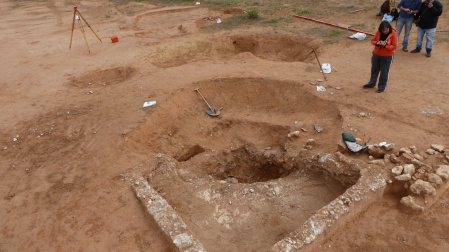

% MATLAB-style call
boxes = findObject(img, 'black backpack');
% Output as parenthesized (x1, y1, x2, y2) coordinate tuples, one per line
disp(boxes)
(380, 0, 391, 14)
(391, 8, 399, 20)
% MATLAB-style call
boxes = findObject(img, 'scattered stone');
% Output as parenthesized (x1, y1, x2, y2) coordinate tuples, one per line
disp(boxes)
(400, 196, 424, 211)
(436, 165, 449, 179)
(273, 186, 281, 195)
(403, 164, 415, 175)
(392, 166, 403, 176)
(287, 131, 300, 138)
(300, 128, 307, 132)
(390, 154, 399, 164)
(399, 148, 412, 155)
(249, 189, 255, 193)
(265, 147, 271, 150)
(379, 142, 395, 151)
(335, 86, 342, 90)
(431, 144, 445, 153)
(425, 149, 436, 155)
(402, 152, 414, 162)
(384, 154, 391, 163)
(411, 159, 424, 167)
(13, 138, 18, 142)
(228, 178, 238, 184)
(309, 81, 316, 85)
(385, 143, 395, 151)
(314, 124, 324, 133)
(410, 180, 436, 196)
(368, 160, 384, 166)
(409, 146, 418, 154)
(413, 154, 424, 161)
(369, 155, 374, 160)
(3, 147, 7, 150)
(428, 173, 443, 185)
(395, 174, 411, 181)
(368, 145, 386, 158)
(358, 112, 367, 118)
(306, 139, 316, 146)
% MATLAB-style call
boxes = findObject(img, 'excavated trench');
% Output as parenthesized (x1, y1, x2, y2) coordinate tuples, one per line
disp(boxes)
(126, 76, 369, 251)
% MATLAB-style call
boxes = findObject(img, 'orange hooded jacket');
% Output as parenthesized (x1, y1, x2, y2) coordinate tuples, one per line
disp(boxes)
(371, 29, 398, 57)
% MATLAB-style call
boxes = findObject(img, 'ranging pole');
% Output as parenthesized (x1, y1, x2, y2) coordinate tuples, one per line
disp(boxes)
(292, 15, 375, 37)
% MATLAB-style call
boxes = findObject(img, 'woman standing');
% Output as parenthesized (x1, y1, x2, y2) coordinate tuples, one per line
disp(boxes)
(363, 21, 398, 93)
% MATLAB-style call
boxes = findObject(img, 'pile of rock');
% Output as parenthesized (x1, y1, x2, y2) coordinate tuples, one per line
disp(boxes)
(386, 144, 449, 211)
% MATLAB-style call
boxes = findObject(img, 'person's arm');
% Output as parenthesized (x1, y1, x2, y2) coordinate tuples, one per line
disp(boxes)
(384, 32, 399, 51)
(398, 0, 411, 13)
(371, 32, 381, 46)
(428, 1, 443, 16)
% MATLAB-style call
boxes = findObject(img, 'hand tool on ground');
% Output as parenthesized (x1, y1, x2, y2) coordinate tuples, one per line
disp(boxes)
(194, 88, 221, 117)
(69, 6, 102, 54)
(312, 48, 327, 81)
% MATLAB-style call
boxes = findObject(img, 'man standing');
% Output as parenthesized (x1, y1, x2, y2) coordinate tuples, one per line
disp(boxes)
(396, 0, 422, 52)
(411, 0, 443, 57)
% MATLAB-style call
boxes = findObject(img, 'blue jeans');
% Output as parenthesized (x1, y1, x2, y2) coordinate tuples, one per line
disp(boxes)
(416, 27, 437, 52)
(396, 17, 414, 48)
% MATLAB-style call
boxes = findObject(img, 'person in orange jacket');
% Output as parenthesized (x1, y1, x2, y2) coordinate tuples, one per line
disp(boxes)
(363, 21, 398, 93)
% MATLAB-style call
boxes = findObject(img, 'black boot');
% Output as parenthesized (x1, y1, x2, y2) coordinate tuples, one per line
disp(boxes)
(411, 48, 421, 53)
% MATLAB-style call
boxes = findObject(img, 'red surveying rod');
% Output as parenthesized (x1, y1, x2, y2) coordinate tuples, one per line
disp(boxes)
(292, 15, 375, 37)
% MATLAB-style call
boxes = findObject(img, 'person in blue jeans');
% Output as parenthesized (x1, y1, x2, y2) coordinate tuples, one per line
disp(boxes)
(396, 0, 422, 52)
(411, 0, 443, 57)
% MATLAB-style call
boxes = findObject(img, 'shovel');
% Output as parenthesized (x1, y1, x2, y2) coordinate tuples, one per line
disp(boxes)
(194, 88, 220, 117)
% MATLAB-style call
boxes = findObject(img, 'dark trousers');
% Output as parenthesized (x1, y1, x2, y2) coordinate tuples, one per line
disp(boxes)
(367, 52, 394, 91)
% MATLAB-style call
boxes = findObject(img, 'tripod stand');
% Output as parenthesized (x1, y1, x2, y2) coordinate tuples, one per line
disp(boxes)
(69, 6, 102, 54)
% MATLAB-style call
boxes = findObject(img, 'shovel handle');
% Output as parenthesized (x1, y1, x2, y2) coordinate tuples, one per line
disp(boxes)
(195, 89, 213, 111)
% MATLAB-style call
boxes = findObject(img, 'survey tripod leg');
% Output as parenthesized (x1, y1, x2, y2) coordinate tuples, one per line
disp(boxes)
(69, 6, 102, 54)
(69, 8, 76, 49)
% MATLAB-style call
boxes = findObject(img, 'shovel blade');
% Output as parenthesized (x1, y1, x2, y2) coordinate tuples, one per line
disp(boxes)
(206, 108, 220, 117)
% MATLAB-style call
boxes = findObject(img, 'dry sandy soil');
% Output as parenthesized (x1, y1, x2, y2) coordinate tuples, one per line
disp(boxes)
(1, 0, 449, 251)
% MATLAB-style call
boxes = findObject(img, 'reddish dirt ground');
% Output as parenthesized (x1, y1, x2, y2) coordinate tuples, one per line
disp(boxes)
(1, 0, 449, 251)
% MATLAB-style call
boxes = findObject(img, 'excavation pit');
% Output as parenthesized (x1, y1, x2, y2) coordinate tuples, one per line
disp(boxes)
(135, 147, 357, 252)
(124, 77, 383, 251)
(200, 145, 291, 184)
(146, 35, 316, 68)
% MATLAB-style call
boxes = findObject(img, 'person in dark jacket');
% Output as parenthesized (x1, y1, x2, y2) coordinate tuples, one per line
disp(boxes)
(396, 0, 422, 52)
(363, 21, 398, 93)
(411, 0, 443, 57)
